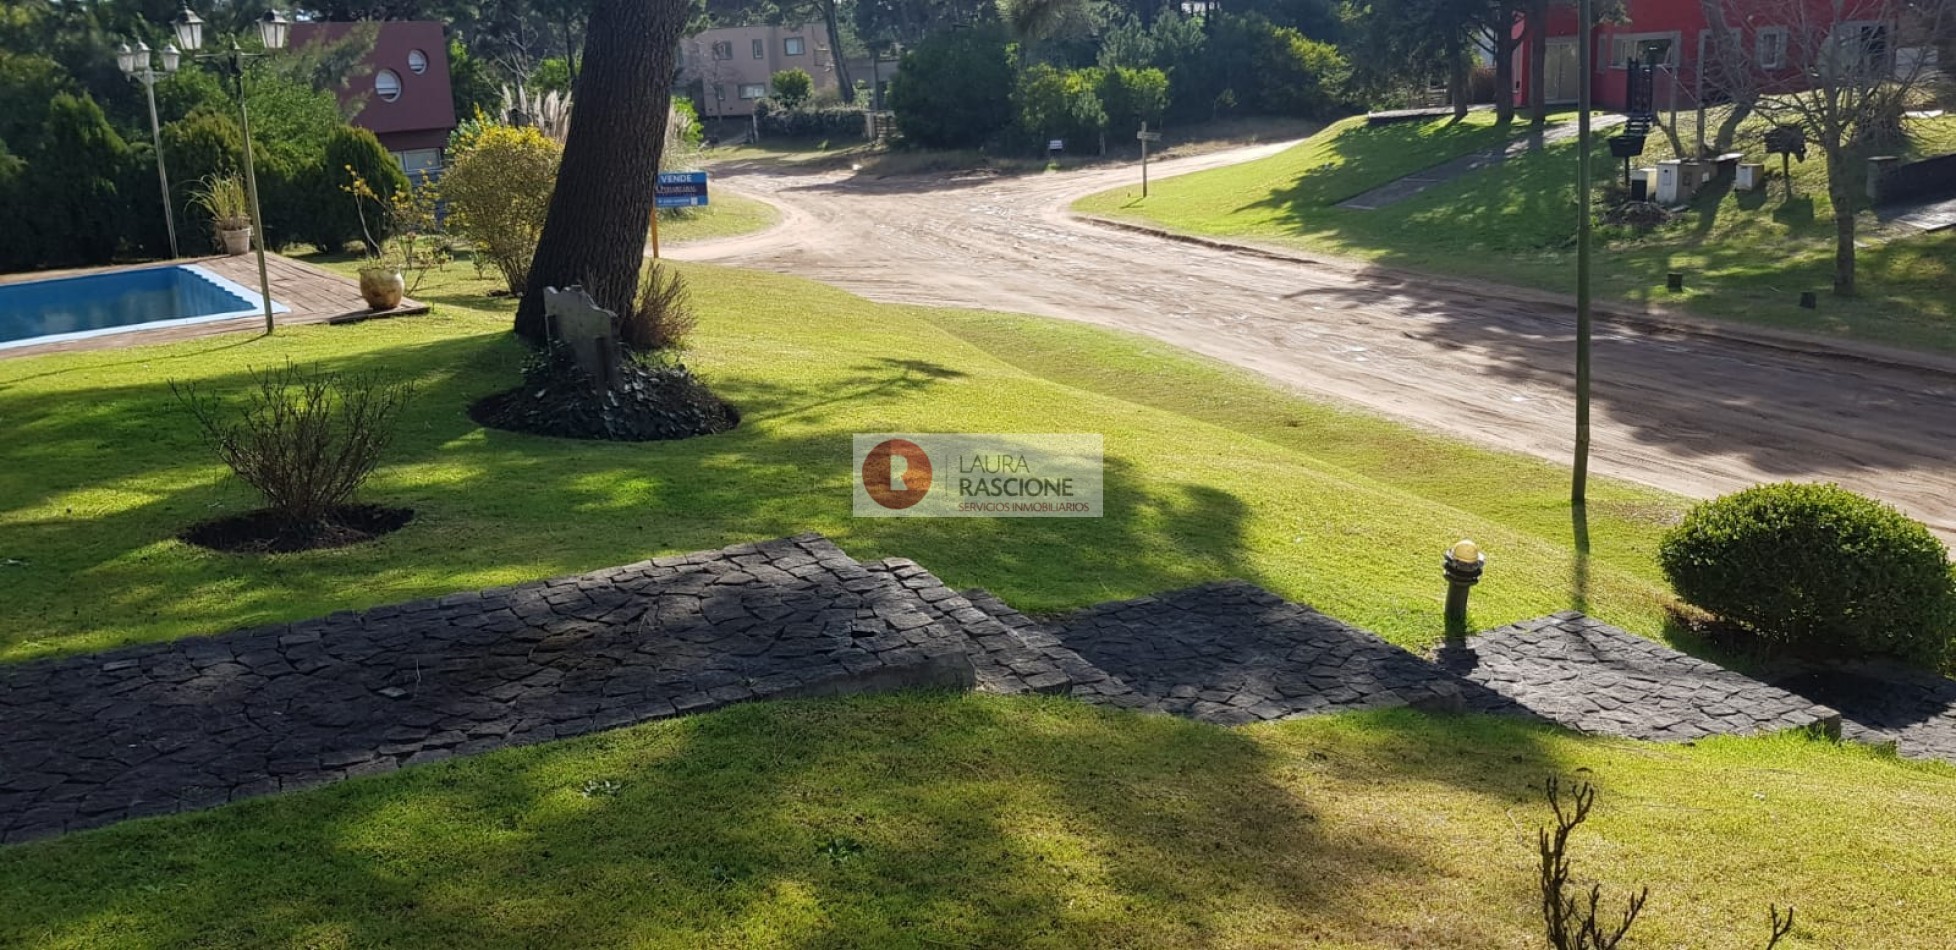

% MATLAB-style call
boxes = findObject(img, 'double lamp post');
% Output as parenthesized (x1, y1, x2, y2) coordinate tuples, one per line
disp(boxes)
(117, 7, 291, 335)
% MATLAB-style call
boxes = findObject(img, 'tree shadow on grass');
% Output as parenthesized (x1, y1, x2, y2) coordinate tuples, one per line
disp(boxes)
(0, 693, 1575, 948)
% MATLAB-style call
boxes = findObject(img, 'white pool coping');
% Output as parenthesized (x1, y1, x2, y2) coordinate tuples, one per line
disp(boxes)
(0, 263, 291, 351)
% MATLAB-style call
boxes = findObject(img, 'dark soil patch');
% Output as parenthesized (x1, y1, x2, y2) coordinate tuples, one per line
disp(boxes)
(469, 360, 740, 442)
(183, 504, 415, 554)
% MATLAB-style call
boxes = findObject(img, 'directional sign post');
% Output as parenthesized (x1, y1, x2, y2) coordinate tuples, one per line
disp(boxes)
(651, 171, 710, 259)
(1136, 123, 1162, 198)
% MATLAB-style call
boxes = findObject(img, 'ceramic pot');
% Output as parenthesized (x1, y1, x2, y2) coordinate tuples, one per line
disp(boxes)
(359, 268, 405, 311)
(217, 226, 252, 256)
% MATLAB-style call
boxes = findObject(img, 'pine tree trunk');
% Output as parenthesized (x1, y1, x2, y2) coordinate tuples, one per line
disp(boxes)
(1494, 26, 1517, 124)
(1527, 0, 1548, 127)
(515, 0, 689, 341)
(823, 2, 856, 104)
(1450, 45, 1469, 120)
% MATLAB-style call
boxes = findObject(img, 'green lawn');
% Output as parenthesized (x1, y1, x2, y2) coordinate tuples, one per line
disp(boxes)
(654, 191, 779, 245)
(1076, 113, 1956, 352)
(0, 260, 1684, 664)
(2, 693, 1951, 948)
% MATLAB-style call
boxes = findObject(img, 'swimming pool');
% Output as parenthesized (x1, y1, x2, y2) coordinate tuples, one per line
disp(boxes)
(0, 264, 289, 351)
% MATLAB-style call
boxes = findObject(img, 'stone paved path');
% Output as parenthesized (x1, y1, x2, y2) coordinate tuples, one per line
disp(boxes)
(0, 536, 972, 843)
(5, 536, 1949, 845)
(1767, 663, 1956, 762)
(1437, 613, 1841, 742)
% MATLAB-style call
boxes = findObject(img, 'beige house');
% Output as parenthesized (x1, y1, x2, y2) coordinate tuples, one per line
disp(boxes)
(678, 24, 841, 118)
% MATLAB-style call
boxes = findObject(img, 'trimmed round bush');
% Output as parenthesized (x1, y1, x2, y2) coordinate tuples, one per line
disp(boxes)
(1658, 482, 1956, 665)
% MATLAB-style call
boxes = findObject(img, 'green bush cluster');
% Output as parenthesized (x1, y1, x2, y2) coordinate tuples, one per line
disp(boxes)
(1014, 64, 1168, 155)
(753, 100, 866, 141)
(1097, 11, 1351, 123)
(769, 68, 814, 109)
(889, 25, 1016, 149)
(1658, 482, 1956, 666)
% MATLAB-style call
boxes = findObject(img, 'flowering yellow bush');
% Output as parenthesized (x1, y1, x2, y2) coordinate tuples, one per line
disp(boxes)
(440, 125, 561, 296)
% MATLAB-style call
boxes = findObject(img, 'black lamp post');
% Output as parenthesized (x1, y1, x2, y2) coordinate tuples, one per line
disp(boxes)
(173, 6, 290, 335)
(1442, 539, 1485, 638)
(117, 39, 183, 259)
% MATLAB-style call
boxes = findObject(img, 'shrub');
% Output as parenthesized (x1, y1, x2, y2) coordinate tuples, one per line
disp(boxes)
(1097, 66, 1170, 139)
(889, 25, 1015, 149)
(1016, 65, 1108, 154)
(173, 362, 415, 529)
(771, 68, 813, 109)
(1658, 482, 1956, 665)
(753, 100, 867, 140)
(619, 262, 697, 353)
(27, 93, 129, 268)
(293, 126, 406, 254)
(441, 124, 561, 296)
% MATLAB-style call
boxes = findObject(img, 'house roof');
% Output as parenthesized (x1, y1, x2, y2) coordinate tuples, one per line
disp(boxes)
(290, 21, 456, 139)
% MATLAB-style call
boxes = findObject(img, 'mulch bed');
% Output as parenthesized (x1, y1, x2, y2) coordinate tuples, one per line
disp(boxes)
(469, 360, 739, 442)
(181, 504, 415, 554)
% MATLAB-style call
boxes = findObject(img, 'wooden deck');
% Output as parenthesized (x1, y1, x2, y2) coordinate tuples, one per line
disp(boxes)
(0, 253, 427, 360)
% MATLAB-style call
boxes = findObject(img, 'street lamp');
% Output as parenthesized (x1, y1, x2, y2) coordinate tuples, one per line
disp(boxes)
(173, 5, 290, 335)
(117, 40, 183, 259)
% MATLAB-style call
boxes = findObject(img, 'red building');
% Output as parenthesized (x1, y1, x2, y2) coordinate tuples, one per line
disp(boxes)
(1514, 0, 1903, 111)
(290, 21, 456, 179)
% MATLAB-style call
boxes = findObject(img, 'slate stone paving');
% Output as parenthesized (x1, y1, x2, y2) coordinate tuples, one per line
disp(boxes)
(0, 535, 973, 844)
(1767, 662, 1956, 762)
(1436, 612, 1843, 742)
(1033, 582, 1479, 725)
(7, 536, 1952, 846)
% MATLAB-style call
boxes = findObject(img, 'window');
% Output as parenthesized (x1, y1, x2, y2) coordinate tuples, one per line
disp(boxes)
(1756, 27, 1787, 69)
(752, 38, 764, 58)
(739, 83, 767, 99)
(1826, 22, 1890, 77)
(392, 148, 442, 179)
(784, 36, 805, 56)
(1607, 33, 1678, 69)
(406, 48, 428, 74)
(712, 41, 732, 60)
(375, 68, 402, 102)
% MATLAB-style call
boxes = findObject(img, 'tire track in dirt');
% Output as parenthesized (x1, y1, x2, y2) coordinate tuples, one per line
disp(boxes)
(679, 146, 1956, 543)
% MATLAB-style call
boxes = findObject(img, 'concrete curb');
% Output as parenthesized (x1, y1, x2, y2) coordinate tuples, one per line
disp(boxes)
(1074, 214, 1956, 380)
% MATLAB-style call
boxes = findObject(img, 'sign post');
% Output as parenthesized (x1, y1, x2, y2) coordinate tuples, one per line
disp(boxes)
(652, 171, 711, 259)
(1136, 123, 1162, 198)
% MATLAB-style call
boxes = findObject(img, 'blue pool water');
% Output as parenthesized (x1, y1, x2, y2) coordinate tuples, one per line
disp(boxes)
(0, 264, 288, 350)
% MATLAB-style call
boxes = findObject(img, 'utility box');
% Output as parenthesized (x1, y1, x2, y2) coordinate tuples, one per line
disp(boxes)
(1736, 163, 1765, 192)
(1654, 160, 1687, 204)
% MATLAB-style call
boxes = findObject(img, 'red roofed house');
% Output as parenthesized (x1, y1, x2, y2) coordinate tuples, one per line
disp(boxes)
(290, 21, 457, 179)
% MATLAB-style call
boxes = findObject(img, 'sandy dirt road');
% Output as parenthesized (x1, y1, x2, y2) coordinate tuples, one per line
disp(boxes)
(674, 145, 1956, 542)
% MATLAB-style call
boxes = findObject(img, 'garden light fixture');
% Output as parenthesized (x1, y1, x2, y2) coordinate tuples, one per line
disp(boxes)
(115, 38, 183, 258)
(1443, 538, 1485, 638)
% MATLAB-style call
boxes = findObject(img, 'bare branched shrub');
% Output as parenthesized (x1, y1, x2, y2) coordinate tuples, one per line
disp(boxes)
(1766, 905, 1796, 949)
(1539, 778, 1648, 950)
(173, 362, 415, 526)
(619, 262, 697, 354)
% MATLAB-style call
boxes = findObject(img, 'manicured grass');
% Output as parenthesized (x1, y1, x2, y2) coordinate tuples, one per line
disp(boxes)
(1077, 112, 1956, 352)
(1, 692, 1951, 948)
(654, 191, 779, 245)
(0, 261, 1684, 664)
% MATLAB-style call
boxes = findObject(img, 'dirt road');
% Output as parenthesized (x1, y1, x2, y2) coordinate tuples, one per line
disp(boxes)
(676, 145, 1956, 542)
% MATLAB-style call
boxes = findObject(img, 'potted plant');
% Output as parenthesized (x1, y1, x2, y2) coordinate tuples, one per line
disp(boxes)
(193, 174, 252, 256)
(345, 166, 410, 311)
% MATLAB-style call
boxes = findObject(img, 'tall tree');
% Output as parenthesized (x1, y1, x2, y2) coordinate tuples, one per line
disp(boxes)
(1739, 0, 1950, 295)
(515, 0, 689, 340)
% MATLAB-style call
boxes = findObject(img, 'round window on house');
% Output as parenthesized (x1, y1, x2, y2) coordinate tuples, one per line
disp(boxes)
(375, 68, 402, 102)
(407, 49, 428, 74)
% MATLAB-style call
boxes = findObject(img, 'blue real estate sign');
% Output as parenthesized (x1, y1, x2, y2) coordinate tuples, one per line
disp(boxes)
(655, 171, 709, 208)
